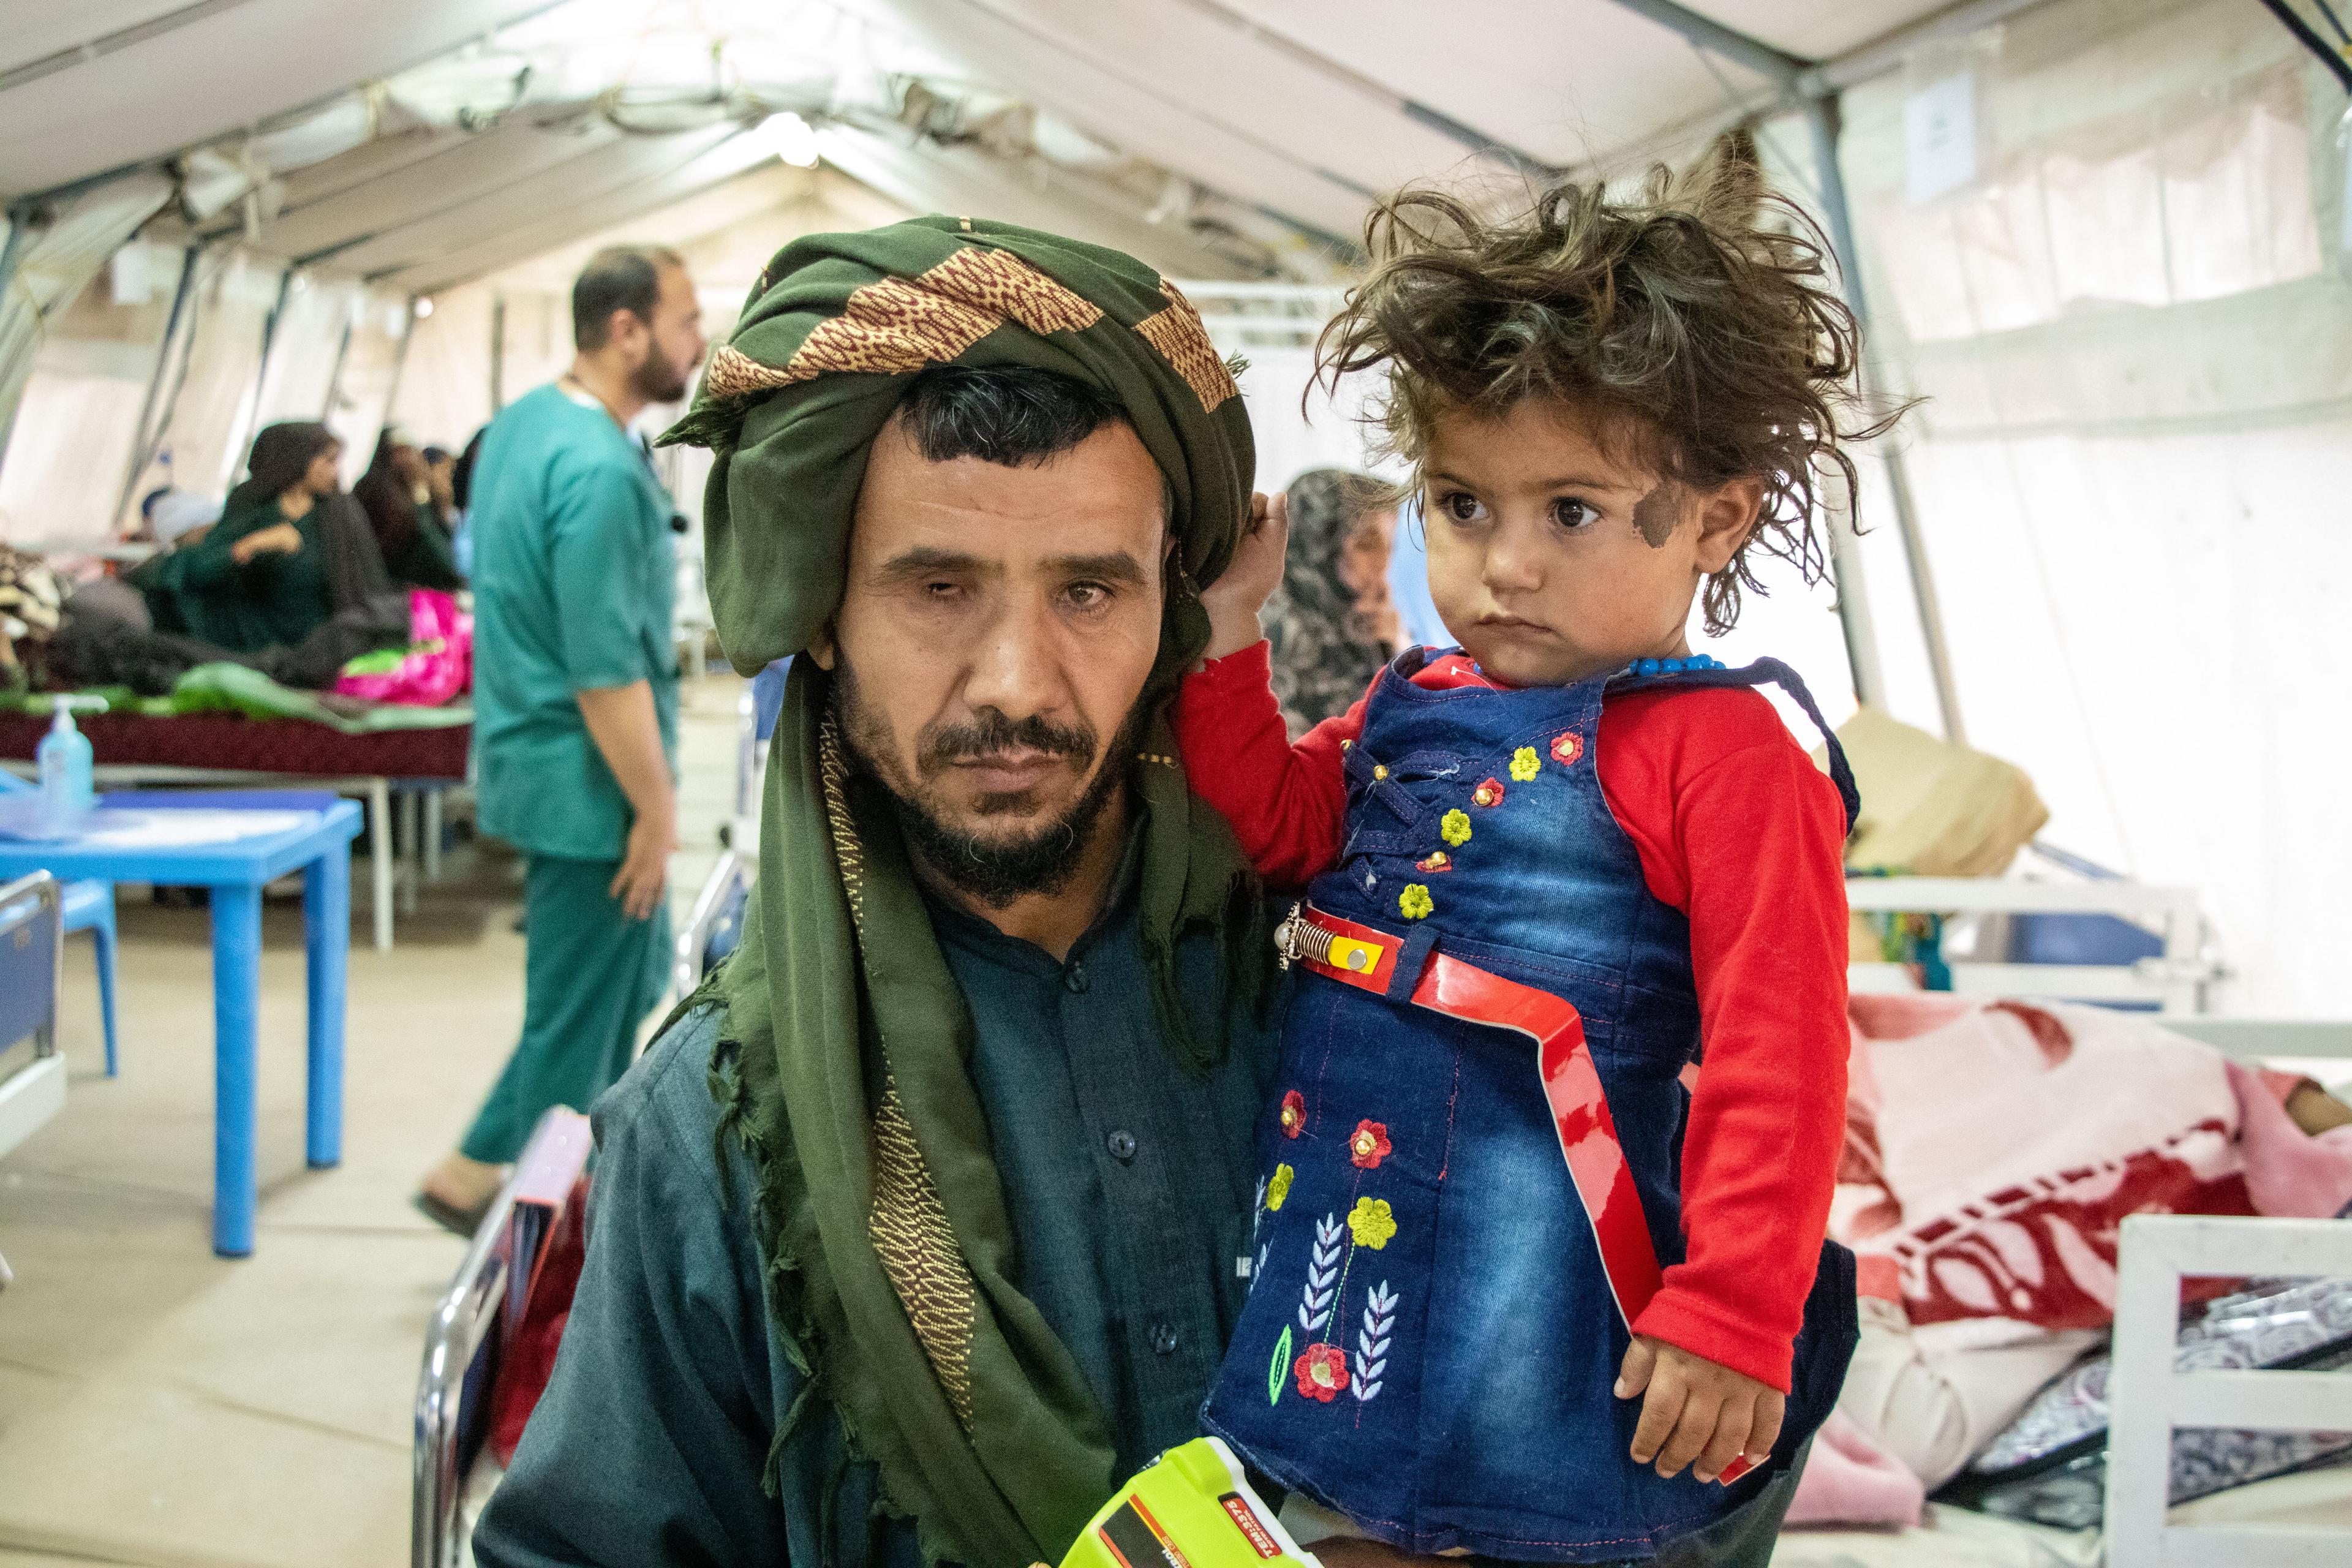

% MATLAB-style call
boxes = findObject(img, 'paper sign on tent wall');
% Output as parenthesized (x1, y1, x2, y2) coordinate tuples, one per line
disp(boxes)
(1905, 70, 1980, 205)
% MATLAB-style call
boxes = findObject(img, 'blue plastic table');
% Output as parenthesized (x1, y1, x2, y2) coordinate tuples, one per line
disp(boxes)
(0, 791, 361, 1256)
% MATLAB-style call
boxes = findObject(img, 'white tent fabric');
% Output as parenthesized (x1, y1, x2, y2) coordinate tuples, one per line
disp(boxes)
(0, 173, 173, 447)
(0, 0, 2344, 1018)
(1822, 0, 2352, 1013)
(0, 0, 564, 202)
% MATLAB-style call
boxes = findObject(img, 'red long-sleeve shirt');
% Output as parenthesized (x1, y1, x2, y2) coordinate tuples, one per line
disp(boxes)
(1174, 642, 1850, 1392)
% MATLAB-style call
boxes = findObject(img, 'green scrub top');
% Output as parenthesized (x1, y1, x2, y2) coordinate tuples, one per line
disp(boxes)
(169, 499, 335, 653)
(469, 383, 680, 861)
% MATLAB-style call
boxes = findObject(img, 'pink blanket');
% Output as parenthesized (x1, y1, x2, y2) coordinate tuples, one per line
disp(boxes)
(1837, 995, 2352, 1332)
(1784, 1412, 1925, 1529)
(333, 589, 470, 707)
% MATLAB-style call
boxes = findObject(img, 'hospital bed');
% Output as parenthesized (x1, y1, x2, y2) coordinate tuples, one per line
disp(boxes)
(0, 872, 66, 1291)
(1847, 850, 2221, 1013)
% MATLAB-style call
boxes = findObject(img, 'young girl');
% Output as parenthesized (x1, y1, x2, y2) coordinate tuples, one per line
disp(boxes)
(1179, 140, 1890, 1563)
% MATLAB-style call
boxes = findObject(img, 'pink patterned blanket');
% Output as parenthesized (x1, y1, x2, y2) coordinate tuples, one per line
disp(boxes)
(1837, 995, 2352, 1332)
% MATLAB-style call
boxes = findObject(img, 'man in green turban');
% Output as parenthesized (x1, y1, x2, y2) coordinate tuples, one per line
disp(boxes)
(475, 217, 1287, 1568)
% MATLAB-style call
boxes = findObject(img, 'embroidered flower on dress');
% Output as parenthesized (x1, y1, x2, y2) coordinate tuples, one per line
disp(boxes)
(1472, 777, 1505, 808)
(1349, 1196, 1398, 1250)
(1551, 730, 1585, 767)
(1510, 746, 1542, 782)
(1294, 1342, 1351, 1401)
(1398, 883, 1434, 921)
(1267, 1163, 1295, 1210)
(1279, 1090, 1305, 1138)
(1350, 1121, 1393, 1169)
(1439, 809, 1472, 846)
(1415, 850, 1451, 873)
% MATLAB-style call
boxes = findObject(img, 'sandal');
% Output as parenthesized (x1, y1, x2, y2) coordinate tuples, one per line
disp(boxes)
(412, 1189, 493, 1238)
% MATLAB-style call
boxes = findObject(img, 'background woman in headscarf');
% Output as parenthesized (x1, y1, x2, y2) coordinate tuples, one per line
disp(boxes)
(353, 427, 464, 590)
(1263, 467, 1401, 736)
(172, 421, 396, 662)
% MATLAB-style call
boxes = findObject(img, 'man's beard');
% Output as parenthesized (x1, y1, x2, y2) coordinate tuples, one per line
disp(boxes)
(832, 661, 1146, 910)
(630, 344, 690, 405)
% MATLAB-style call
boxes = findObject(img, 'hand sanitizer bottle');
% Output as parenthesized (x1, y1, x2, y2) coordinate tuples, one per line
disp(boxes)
(36, 695, 105, 834)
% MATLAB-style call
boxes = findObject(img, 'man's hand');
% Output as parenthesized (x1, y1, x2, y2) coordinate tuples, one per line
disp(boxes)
(609, 807, 677, 921)
(230, 521, 304, 564)
(1199, 489, 1289, 661)
(1616, 1335, 1784, 1483)
(576, 680, 678, 922)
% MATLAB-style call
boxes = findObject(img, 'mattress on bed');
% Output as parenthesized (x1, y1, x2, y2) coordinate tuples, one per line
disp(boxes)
(0, 712, 470, 781)
(1772, 1463, 2352, 1567)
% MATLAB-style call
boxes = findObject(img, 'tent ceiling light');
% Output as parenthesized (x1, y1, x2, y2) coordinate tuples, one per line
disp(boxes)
(753, 111, 822, 168)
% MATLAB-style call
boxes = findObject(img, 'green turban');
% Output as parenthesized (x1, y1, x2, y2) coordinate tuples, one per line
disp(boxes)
(666, 214, 1255, 680)
(660, 217, 1268, 1568)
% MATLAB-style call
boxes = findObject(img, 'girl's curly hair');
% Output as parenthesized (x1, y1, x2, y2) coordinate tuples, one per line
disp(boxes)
(1317, 131, 1904, 633)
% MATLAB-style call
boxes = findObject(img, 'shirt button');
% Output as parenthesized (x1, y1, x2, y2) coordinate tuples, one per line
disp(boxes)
(1150, 1321, 1179, 1356)
(1106, 1129, 1137, 1163)
(1065, 963, 1089, 994)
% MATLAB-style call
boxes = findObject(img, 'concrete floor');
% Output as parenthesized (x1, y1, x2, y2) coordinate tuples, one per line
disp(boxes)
(0, 673, 747, 1568)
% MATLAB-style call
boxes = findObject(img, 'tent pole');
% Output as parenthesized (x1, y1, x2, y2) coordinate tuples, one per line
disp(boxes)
(0, 203, 29, 306)
(380, 301, 420, 439)
(1803, 95, 1967, 742)
(1797, 0, 2054, 98)
(218, 265, 296, 491)
(489, 293, 507, 414)
(319, 299, 357, 421)
(1594, 0, 1804, 83)
(113, 242, 200, 529)
(0, 203, 37, 484)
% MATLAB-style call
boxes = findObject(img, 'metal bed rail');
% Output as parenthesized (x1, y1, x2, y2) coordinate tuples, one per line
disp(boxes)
(1846, 874, 2216, 1012)
(2108, 1213, 2352, 1565)
(410, 1107, 592, 1568)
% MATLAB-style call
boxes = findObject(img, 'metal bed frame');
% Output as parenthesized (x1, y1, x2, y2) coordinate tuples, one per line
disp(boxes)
(410, 1107, 592, 1568)
(1847, 872, 2218, 1013)
(669, 683, 763, 1001)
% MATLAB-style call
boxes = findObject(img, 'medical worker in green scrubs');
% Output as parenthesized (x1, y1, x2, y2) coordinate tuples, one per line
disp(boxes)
(414, 245, 706, 1232)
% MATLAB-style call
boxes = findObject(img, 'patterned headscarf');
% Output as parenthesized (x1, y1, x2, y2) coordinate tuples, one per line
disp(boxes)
(661, 216, 1266, 1568)
(1265, 469, 1396, 735)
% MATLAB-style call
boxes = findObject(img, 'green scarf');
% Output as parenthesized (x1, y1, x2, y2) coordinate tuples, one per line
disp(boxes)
(662, 217, 1266, 1567)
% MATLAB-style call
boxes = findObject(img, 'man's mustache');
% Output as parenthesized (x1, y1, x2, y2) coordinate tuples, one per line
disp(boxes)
(918, 709, 1096, 774)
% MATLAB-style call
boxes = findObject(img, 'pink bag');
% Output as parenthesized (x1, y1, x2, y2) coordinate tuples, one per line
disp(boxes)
(333, 589, 472, 706)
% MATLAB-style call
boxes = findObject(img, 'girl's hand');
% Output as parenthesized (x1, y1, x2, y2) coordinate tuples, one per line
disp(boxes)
(1200, 490, 1287, 662)
(1616, 1335, 1784, 1484)
(230, 522, 304, 564)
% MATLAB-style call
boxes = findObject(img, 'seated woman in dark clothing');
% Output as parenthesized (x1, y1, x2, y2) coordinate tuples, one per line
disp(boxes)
(353, 428, 464, 590)
(172, 421, 393, 657)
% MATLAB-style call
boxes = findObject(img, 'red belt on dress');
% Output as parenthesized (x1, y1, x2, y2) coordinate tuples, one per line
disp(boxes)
(1279, 902, 1755, 1483)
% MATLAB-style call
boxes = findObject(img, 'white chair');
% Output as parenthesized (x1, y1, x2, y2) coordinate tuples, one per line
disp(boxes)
(2106, 1213, 2352, 1564)
(0, 872, 66, 1290)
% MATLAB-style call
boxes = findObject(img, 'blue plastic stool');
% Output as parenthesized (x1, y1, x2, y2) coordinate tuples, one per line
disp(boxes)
(0, 774, 118, 1076)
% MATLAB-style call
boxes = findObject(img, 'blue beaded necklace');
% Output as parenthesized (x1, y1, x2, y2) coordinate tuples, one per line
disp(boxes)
(1628, 654, 1724, 677)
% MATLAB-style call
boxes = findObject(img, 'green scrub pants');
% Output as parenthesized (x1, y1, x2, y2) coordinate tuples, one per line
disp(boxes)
(461, 854, 670, 1166)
